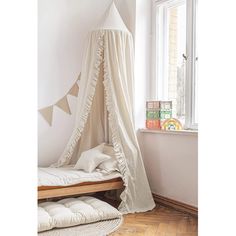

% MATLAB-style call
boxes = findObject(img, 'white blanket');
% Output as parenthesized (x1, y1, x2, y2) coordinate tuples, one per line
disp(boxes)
(38, 166, 121, 186)
(38, 196, 122, 232)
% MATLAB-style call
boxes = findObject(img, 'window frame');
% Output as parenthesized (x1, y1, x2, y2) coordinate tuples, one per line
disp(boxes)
(151, 0, 198, 130)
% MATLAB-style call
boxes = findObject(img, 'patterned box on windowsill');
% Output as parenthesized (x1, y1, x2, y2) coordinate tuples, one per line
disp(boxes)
(146, 101, 172, 130)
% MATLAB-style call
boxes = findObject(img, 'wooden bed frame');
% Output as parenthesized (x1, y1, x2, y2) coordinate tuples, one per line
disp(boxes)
(38, 178, 124, 200)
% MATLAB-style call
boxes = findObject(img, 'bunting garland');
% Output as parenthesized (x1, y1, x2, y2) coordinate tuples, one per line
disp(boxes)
(55, 96, 71, 114)
(38, 106, 54, 126)
(68, 83, 79, 97)
(38, 73, 81, 126)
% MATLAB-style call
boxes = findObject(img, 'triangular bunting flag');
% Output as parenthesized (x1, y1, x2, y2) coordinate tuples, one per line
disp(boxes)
(55, 96, 71, 114)
(39, 106, 53, 126)
(77, 73, 81, 81)
(68, 83, 79, 97)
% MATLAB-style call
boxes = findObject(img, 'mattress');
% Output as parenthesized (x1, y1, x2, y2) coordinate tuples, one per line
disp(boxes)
(38, 166, 122, 187)
(38, 196, 122, 232)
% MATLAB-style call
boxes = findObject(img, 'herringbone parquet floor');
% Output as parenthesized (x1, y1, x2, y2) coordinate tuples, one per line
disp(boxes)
(110, 204, 198, 236)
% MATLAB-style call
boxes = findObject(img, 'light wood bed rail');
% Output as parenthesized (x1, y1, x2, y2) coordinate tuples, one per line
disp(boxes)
(38, 178, 124, 200)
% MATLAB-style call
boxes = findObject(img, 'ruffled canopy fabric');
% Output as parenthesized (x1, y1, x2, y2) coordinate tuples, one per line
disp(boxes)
(52, 2, 155, 214)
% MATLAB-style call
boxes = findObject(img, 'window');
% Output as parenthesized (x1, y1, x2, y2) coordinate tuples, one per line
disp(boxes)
(151, 0, 198, 129)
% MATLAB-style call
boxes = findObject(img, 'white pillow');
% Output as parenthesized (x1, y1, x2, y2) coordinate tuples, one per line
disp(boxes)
(98, 145, 119, 173)
(74, 144, 111, 173)
(98, 158, 119, 174)
(103, 144, 116, 158)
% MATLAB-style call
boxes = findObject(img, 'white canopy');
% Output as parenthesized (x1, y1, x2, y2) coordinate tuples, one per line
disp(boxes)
(52, 2, 155, 214)
(94, 2, 129, 32)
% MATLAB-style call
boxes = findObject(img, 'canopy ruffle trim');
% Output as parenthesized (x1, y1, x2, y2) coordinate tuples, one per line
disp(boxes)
(51, 31, 105, 167)
(51, 30, 135, 213)
(103, 63, 130, 214)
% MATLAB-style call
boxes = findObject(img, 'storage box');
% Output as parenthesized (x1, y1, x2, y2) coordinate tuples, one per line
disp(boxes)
(146, 120, 161, 129)
(146, 101, 160, 110)
(159, 110, 172, 120)
(160, 101, 172, 110)
(146, 110, 160, 120)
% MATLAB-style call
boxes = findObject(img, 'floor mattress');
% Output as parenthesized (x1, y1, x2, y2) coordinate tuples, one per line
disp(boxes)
(38, 196, 122, 233)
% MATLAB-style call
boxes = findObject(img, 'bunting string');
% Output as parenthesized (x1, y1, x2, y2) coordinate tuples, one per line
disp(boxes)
(38, 73, 81, 126)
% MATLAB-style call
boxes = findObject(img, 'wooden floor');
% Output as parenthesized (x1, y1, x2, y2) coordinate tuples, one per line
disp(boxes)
(110, 204, 198, 236)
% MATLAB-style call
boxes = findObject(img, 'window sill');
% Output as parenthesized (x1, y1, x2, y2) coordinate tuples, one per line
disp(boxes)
(139, 128, 198, 136)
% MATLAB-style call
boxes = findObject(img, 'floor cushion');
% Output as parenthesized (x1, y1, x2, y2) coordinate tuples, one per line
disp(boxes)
(38, 218, 123, 236)
(38, 196, 122, 233)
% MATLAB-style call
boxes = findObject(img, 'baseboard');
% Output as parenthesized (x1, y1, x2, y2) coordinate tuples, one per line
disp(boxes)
(153, 193, 198, 216)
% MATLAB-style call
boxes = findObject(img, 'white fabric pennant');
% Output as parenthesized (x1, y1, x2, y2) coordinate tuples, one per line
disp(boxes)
(39, 106, 53, 126)
(55, 96, 71, 114)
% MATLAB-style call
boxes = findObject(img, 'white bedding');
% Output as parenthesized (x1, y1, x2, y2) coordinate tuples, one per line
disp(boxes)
(38, 166, 121, 187)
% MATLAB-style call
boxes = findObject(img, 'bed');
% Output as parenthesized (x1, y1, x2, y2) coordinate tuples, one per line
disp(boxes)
(38, 166, 124, 200)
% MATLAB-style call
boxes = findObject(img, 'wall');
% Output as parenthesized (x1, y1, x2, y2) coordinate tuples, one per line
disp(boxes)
(38, 0, 135, 166)
(138, 131, 198, 207)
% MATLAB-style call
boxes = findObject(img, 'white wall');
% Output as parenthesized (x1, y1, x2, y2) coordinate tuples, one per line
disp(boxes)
(38, 0, 135, 166)
(138, 131, 198, 207)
